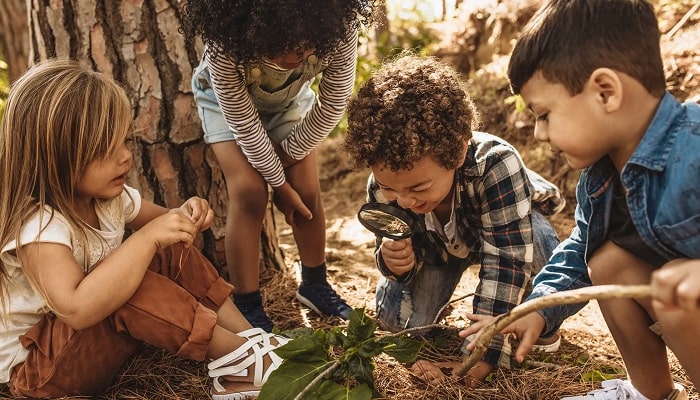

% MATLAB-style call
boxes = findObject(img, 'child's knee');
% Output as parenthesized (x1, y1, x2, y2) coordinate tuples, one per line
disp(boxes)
(588, 241, 652, 285)
(655, 307, 700, 336)
(228, 183, 268, 214)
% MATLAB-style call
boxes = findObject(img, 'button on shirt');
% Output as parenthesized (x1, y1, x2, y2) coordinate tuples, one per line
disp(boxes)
(424, 190, 471, 259)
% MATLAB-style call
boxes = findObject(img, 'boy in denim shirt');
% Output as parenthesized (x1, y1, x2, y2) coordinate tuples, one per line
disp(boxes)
(343, 54, 564, 385)
(462, 0, 700, 399)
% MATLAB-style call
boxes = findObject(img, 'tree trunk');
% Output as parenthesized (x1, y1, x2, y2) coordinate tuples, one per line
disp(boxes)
(25, 0, 285, 278)
(0, 0, 29, 80)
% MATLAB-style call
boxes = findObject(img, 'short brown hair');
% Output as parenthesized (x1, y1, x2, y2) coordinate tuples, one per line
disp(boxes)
(344, 53, 480, 171)
(508, 0, 665, 97)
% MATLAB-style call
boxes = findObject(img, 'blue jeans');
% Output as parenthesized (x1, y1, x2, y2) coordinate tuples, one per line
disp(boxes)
(375, 210, 560, 331)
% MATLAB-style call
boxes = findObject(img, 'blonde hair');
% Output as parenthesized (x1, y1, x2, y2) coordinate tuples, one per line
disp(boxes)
(0, 59, 132, 313)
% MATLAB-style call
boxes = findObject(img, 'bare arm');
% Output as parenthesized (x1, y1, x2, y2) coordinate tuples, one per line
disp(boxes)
(21, 210, 199, 330)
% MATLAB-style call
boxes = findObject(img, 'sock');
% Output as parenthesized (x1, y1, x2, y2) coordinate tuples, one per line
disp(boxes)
(233, 290, 263, 309)
(300, 262, 327, 285)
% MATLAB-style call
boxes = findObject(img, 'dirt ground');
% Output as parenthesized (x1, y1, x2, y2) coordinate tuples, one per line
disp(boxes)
(0, 4, 697, 400)
(273, 9, 700, 397)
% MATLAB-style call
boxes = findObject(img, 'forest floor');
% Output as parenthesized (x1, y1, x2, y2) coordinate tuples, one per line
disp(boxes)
(1, 3, 698, 400)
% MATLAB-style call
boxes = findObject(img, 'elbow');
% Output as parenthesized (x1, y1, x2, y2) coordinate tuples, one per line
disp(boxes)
(52, 303, 107, 331)
(59, 313, 104, 331)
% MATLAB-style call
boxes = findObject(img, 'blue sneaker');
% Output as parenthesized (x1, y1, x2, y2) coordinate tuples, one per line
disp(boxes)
(236, 299, 274, 333)
(296, 282, 352, 319)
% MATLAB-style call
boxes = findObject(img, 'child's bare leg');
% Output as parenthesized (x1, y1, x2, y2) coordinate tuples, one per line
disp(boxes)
(588, 241, 673, 399)
(655, 301, 700, 386)
(216, 298, 254, 333)
(285, 149, 325, 265)
(211, 141, 269, 294)
(207, 325, 249, 359)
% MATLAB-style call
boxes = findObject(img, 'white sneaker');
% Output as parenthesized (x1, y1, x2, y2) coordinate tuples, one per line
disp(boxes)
(560, 379, 687, 400)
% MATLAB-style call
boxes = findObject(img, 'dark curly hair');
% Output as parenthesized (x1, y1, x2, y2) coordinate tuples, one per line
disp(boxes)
(344, 53, 480, 172)
(181, 0, 377, 63)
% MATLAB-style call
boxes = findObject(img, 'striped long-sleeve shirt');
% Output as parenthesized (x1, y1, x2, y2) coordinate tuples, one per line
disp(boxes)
(206, 28, 358, 188)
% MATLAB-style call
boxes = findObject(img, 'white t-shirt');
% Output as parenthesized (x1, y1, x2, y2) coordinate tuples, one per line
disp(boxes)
(0, 185, 141, 383)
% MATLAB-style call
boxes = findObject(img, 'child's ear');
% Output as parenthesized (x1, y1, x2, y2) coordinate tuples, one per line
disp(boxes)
(587, 68, 623, 112)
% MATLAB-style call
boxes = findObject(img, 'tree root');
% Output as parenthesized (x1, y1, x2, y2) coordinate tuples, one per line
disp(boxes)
(454, 284, 651, 377)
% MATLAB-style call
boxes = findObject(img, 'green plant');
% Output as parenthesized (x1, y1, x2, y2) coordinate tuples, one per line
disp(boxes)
(258, 308, 423, 400)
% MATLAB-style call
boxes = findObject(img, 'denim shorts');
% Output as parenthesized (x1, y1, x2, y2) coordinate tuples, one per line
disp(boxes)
(191, 59, 316, 145)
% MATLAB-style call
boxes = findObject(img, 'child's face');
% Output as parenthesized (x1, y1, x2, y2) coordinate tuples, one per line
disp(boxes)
(520, 71, 615, 170)
(372, 156, 456, 215)
(263, 48, 316, 70)
(76, 137, 133, 202)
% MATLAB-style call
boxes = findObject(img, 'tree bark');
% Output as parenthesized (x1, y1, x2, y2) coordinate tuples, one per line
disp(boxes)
(0, 0, 29, 80)
(25, 0, 285, 277)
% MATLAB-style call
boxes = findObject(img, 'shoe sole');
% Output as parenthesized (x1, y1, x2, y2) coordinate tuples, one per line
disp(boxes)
(532, 334, 561, 353)
(211, 389, 260, 400)
(295, 291, 324, 315)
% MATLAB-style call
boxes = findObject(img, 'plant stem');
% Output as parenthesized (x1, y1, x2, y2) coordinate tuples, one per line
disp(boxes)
(293, 361, 340, 400)
(454, 284, 651, 377)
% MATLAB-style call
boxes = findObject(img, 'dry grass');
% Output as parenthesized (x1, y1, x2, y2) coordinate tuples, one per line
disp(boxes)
(3, 263, 694, 399)
(2, 5, 698, 399)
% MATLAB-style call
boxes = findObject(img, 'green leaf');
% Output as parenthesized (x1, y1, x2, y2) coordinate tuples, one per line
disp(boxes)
(345, 354, 375, 386)
(258, 359, 330, 400)
(328, 326, 348, 347)
(346, 308, 377, 344)
(358, 340, 384, 359)
(279, 327, 315, 338)
(275, 335, 329, 363)
(377, 336, 423, 363)
(310, 381, 373, 400)
(582, 369, 618, 382)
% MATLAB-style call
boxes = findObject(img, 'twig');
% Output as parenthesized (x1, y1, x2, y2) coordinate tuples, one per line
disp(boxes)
(293, 361, 340, 400)
(525, 359, 563, 370)
(454, 284, 651, 377)
(665, 2, 699, 39)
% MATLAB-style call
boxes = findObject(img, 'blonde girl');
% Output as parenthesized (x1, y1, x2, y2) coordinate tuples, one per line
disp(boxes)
(0, 59, 287, 399)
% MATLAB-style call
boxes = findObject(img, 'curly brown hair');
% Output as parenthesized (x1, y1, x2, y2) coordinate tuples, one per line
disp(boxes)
(344, 53, 480, 172)
(181, 0, 377, 63)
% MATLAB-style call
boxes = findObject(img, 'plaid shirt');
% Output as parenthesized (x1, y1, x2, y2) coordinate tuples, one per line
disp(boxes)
(367, 131, 564, 367)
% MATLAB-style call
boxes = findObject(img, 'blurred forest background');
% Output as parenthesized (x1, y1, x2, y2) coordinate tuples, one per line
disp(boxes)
(1, 0, 699, 399)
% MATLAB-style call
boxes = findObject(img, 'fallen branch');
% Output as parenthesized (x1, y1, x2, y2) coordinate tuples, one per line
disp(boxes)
(665, 2, 699, 39)
(454, 284, 651, 377)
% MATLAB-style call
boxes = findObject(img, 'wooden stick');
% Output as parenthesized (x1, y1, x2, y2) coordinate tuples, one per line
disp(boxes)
(454, 284, 651, 377)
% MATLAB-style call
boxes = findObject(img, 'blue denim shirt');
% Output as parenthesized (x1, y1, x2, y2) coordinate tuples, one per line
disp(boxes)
(528, 92, 700, 337)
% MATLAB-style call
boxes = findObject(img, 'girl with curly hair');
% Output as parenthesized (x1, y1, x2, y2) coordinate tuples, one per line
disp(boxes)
(181, 0, 377, 332)
(344, 53, 565, 386)
(0, 59, 289, 399)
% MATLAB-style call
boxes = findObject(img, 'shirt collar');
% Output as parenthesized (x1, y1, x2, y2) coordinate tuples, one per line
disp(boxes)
(627, 92, 683, 172)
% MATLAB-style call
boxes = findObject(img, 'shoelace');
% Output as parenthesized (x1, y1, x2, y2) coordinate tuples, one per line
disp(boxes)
(305, 283, 348, 309)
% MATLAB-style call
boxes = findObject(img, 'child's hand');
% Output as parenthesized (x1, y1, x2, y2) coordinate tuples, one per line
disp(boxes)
(272, 141, 299, 169)
(138, 210, 198, 249)
(461, 312, 546, 363)
(273, 182, 312, 227)
(380, 237, 415, 277)
(177, 196, 214, 232)
(651, 258, 700, 312)
(410, 359, 492, 388)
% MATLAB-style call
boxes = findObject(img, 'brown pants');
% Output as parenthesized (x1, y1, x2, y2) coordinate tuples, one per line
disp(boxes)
(9, 243, 233, 398)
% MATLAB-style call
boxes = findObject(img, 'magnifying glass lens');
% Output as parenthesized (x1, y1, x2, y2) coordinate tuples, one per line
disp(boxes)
(357, 202, 416, 240)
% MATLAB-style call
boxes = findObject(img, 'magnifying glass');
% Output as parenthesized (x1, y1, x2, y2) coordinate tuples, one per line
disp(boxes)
(357, 202, 418, 240)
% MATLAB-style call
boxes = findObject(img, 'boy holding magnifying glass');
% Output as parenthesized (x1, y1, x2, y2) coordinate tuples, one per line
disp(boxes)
(343, 53, 564, 386)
